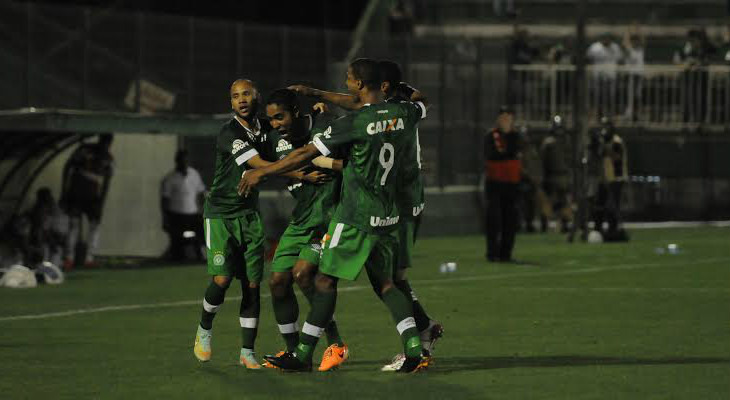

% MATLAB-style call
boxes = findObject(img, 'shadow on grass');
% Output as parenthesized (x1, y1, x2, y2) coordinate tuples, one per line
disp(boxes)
(424, 355, 730, 373)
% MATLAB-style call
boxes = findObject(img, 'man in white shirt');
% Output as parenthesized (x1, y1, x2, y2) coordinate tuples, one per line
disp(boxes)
(587, 34, 623, 116)
(161, 150, 206, 261)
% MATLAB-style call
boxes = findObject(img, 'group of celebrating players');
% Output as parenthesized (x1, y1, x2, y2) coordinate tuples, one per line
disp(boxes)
(193, 58, 443, 373)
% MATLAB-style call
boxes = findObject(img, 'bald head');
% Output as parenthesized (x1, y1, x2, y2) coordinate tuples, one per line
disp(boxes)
(230, 79, 260, 120)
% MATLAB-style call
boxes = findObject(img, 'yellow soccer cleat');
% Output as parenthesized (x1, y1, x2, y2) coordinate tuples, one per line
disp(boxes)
(318, 343, 349, 372)
(194, 325, 212, 362)
(239, 348, 262, 370)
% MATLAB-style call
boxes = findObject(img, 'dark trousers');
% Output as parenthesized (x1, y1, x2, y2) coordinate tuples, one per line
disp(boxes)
(594, 182, 623, 233)
(485, 181, 519, 261)
(166, 212, 204, 261)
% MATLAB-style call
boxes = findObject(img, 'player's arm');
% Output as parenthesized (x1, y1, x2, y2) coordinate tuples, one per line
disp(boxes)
(289, 84, 362, 110)
(312, 156, 344, 172)
(239, 144, 322, 196)
(245, 154, 330, 183)
(396, 82, 429, 108)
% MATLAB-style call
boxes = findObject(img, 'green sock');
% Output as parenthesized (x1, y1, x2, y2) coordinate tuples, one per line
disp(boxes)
(240, 285, 260, 350)
(272, 286, 300, 352)
(395, 280, 432, 332)
(301, 284, 343, 346)
(381, 287, 422, 358)
(296, 287, 337, 364)
(200, 281, 226, 330)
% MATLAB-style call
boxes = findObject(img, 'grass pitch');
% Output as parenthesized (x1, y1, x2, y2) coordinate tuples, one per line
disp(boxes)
(1, 227, 729, 399)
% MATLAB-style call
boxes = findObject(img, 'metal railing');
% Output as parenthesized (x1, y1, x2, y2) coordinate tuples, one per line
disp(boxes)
(510, 64, 730, 130)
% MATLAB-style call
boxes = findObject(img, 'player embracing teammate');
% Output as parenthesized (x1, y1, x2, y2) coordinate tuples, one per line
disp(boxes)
(194, 59, 442, 373)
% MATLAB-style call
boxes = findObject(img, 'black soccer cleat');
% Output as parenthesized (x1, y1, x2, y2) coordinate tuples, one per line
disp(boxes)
(263, 351, 312, 372)
(396, 355, 429, 373)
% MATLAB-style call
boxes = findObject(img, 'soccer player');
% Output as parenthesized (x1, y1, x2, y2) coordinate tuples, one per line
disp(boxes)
(193, 79, 326, 369)
(290, 60, 443, 371)
(238, 58, 429, 373)
(263, 88, 349, 371)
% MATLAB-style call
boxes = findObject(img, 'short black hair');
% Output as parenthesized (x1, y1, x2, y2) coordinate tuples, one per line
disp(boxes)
(378, 60, 402, 85)
(175, 149, 188, 163)
(266, 88, 299, 113)
(350, 58, 381, 90)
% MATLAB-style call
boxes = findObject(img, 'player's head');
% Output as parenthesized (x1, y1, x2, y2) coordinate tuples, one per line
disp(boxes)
(378, 60, 402, 98)
(230, 79, 260, 119)
(266, 88, 300, 138)
(496, 105, 515, 132)
(346, 58, 381, 95)
(175, 149, 189, 171)
(98, 134, 113, 150)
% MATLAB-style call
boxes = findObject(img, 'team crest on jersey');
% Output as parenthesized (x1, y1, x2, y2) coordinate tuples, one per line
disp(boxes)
(213, 251, 225, 266)
(276, 139, 292, 152)
(366, 118, 405, 135)
(231, 139, 246, 154)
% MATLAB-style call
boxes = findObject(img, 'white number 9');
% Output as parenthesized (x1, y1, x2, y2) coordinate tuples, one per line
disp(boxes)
(379, 143, 395, 186)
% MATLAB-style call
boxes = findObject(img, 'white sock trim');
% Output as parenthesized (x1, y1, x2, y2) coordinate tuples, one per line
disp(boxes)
(301, 322, 324, 338)
(396, 317, 417, 335)
(239, 317, 258, 328)
(278, 322, 299, 334)
(203, 298, 221, 313)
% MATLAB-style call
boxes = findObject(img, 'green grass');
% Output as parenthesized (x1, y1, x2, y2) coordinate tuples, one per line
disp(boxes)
(1, 227, 730, 399)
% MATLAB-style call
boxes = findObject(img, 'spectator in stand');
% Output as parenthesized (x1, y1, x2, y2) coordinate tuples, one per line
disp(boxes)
(622, 24, 645, 121)
(587, 34, 623, 117)
(388, 0, 414, 37)
(493, 0, 516, 19)
(508, 27, 541, 106)
(161, 149, 206, 261)
(674, 29, 716, 123)
(60, 134, 114, 270)
(716, 26, 730, 64)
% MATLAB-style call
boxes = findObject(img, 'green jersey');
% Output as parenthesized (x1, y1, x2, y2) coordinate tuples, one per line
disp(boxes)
(388, 97, 426, 220)
(204, 117, 273, 218)
(270, 114, 341, 229)
(313, 100, 427, 234)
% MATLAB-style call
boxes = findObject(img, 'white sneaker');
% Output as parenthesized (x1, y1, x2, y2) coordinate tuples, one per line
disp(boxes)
(381, 353, 406, 372)
(194, 325, 212, 362)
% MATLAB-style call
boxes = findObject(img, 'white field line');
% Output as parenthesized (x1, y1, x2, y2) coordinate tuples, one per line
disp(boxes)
(501, 287, 730, 293)
(1, 257, 728, 323)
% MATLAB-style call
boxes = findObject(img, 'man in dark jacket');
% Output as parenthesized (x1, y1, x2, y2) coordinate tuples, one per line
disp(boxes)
(484, 106, 523, 262)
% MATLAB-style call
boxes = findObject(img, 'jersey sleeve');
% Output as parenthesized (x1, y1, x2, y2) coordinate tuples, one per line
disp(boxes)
(160, 174, 172, 198)
(413, 101, 427, 120)
(192, 169, 206, 193)
(218, 126, 258, 167)
(312, 114, 356, 157)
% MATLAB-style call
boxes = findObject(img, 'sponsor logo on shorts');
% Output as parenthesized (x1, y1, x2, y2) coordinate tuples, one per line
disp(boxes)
(276, 139, 292, 152)
(213, 251, 225, 266)
(370, 215, 400, 227)
(231, 139, 246, 154)
(412, 203, 425, 217)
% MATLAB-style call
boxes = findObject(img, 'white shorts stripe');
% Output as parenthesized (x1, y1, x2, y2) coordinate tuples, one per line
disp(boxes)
(203, 298, 221, 313)
(312, 136, 331, 156)
(396, 317, 417, 335)
(235, 148, 259, 166)
(277, 322, 299, 334)
(239, 317, 258, 328)
(301, 322, 324, 338)
(205, 218, 211, 249)
(329, 223, 345, 249)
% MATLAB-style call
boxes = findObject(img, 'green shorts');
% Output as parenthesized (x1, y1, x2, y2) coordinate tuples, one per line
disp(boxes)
(319, 220, 397, 282)
(396, 215, 422, 270)
(203, 213, 265, 283)
(270, 223, 326, 273)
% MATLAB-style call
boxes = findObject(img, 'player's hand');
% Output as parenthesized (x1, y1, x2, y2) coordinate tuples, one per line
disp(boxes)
(288, 84, 314, 96)
(313, 102, 328, 114)
(238, 170, 264, 197)
(302, 170, 332, 185)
